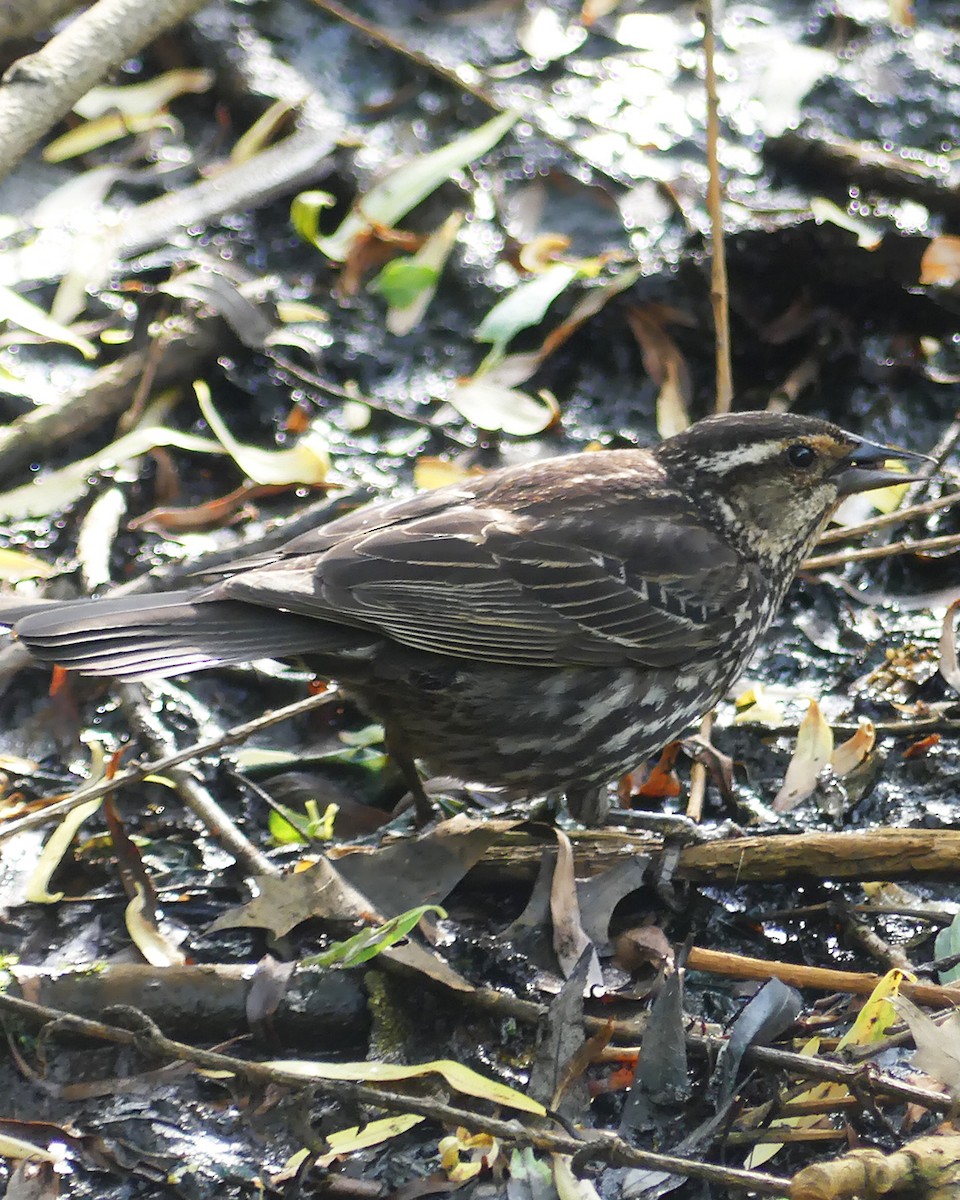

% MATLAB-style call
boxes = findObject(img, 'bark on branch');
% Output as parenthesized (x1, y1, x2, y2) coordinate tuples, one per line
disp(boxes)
(0, 0, 211, 183)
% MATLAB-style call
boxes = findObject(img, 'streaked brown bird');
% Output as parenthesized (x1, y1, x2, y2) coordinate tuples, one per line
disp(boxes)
(0, 412, 926, 822)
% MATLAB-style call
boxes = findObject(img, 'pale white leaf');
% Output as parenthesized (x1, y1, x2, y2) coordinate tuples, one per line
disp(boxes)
(314, 109, 517, 262)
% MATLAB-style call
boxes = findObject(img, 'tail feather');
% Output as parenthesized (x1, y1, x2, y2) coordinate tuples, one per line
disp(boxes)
(3, 589, 354, 679)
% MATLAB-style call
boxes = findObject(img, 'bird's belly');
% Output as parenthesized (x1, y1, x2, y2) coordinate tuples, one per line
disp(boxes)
(346, 656, 734, 793)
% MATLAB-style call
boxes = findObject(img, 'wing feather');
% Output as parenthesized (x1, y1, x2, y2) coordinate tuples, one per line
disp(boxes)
(218, 499, 753, 669)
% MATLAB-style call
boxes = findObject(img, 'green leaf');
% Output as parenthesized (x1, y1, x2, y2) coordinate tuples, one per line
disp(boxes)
(475, 262, 580, 359)
(384, 210, 464, 336)
(303, 905, 447, 969)
(290, 190, 337, 246)
(311, 109, 518, 262)
(268, 800, 339, 845)
(371, 260, 438, 308)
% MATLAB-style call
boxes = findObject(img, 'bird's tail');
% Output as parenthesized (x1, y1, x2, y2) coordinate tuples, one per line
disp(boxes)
(0, 590, 347, 679)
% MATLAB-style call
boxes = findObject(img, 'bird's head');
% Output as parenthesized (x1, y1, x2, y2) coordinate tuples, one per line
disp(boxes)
(656, 411, 930, 562)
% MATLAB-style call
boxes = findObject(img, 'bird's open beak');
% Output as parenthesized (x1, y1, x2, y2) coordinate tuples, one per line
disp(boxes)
(833, 436, 934, 496)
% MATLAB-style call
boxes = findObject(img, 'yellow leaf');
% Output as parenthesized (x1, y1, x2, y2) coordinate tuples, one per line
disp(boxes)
(746, 972, 910, 1169)
(195, 380, 328, 485)
(0, 548, 55, 581)
(264, 1058, 546, 1115)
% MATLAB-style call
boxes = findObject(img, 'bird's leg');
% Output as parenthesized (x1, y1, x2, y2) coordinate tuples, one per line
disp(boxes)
(565, 783, 611, 826)
(384, 724, 435, 826)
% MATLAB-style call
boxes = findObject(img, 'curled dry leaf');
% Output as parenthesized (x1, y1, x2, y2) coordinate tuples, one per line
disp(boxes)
(265, 1057, 546, 1115)
(830, 717, 875, 777)
(624, 304, 692, 437)
(773, 699, 834, 812)
(446, 375, 560, 436)
(24, 740, 108, 903)
(938, 598, 960, 694)
(0, 548, 56, 582)
(413, 456, 483, 491)
(892, 995, 960, 1098)
(734, 682, 785, 726)
(810, 197, 884, 250)
(74, 68, 213, 120)
(125, 881, 187, 967)
(0, 282, 96, 359)
(550, 829, 603, 989)
(195, 380, 329, 486)
(920, 235, 960, 287)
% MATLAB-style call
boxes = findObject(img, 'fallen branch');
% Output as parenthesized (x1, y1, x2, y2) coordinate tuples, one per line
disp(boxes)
(803, 530, 960, 570)
(687, 945, 960, 1009)
(816, 489, 960, 545)
(0, 0, 212, 183)
(0, 990, 792, 1194)
(678, 828, 960, 885)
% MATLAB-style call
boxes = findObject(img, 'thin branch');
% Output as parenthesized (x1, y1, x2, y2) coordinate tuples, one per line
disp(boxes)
(685, 711, 713, 821)
(0, 689, 339, 844)
(803, 530, 960, 571)
(686, 944, 960, 1008)
(817, 489, 960, 545)
(117, 681, 277, 877)
(0, 990, 793, 1194)
(0, 0, 212, 184)
(700, 1, 732, 412)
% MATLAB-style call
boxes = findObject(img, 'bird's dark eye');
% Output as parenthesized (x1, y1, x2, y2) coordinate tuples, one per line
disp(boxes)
(787, 443, 817, 469)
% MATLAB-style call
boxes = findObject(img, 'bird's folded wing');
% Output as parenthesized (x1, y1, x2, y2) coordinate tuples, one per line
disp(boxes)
(218, 505, 753, 669)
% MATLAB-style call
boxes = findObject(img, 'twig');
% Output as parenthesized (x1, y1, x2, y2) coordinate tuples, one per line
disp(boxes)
(115, 126, 339, 260)
(745, 1044, 953, 1115)
(0, 312, 221, 481)
(700, 1, 732, 412)
(0, 0, 212, 184)
(116, 682, 277, 877)
(0, 689, 339, 843)
(685, 711, 713, 821)
(816, 490, 960, 545)
(686, 945, 960, 1008)
(0, 991, 792, 1194)
(830, 899, 914, 974)
(803, 530, 960, 571)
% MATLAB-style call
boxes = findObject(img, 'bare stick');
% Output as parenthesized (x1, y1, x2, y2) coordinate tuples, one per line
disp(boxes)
(701, 1, 733, 412)
(817, 489, 960, 545)
(0, 990, 793, 1194)
(117, 682, 277, 877)
(685, 711, 713, 821)
(0, 0, 211, 184)
(803, 530, 960, 570)
(0, 689, 338, 843)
